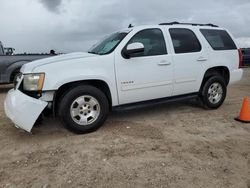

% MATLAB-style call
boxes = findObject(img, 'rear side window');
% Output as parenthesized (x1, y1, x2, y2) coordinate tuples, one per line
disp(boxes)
(169, 28, 201, 54)
(200, 29, 237, 50)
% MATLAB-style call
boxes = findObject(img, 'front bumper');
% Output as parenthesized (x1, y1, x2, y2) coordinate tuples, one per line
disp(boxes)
(4, 89, 48, 132)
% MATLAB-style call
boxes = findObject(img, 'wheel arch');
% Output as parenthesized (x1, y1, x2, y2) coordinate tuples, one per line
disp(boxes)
(54, 79, 113, 114)
(199, 66, 230, 92)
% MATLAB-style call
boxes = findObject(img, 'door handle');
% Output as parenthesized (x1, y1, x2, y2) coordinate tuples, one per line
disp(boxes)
(197, 57, 208, 62)
(158, 61, 171, 66)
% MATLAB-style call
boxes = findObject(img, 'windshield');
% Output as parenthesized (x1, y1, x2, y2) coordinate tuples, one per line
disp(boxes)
(88, 32, 128, 55)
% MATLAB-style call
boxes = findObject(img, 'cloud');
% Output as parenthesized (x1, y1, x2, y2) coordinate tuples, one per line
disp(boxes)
(39, 0, 63, 12)
(236, 38, 250, 48)
(0, 0, 250, 53)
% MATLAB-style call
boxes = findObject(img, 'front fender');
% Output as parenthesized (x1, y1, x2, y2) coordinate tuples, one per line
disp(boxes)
(42, 73, 119, 106)
(33, 55, 118, 105)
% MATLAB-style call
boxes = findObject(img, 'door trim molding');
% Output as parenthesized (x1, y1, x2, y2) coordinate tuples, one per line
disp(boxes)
(121, 80, 172, 91)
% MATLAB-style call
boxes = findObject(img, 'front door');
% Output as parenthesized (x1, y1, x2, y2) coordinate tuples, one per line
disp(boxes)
(114, 28, 174, 105)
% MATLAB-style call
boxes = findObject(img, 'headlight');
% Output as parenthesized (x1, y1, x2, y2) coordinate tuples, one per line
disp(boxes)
(23, 73, 45, 91)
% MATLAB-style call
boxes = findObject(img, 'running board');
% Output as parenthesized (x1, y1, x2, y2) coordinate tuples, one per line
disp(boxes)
(113, 93, 199, 111)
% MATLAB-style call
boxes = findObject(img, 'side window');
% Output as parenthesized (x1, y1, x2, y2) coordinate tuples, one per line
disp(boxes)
(127, 29, 167, 57)
(169, 28, 201, 54)
(200, 29, 237, 50)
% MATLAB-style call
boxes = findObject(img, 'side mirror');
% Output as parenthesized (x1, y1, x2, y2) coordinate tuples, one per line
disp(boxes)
(123, 42, 144, 58)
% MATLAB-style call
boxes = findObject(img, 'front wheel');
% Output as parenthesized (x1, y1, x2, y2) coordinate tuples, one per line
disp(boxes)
(200, 75, 227, 109)
(58, 85, 109, 134)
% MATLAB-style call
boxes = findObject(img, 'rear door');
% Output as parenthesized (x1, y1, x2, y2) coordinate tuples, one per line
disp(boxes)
(168, 28, 208, 95)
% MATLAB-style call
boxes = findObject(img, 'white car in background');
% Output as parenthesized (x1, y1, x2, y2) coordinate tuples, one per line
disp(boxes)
(4, 22, 243, 134)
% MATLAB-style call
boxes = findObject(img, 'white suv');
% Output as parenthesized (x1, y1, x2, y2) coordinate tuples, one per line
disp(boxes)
(4, 22, 243, 134)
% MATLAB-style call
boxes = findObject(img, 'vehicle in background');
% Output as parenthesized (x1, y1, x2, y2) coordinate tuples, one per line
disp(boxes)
(0, 41, 56, 84)
(0, 41, 4, 55)
(241, 48, 250, 66)
(4, 47, 15, 55)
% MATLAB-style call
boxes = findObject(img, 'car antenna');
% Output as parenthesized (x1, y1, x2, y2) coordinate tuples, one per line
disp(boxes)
(128, 24, 134, 28)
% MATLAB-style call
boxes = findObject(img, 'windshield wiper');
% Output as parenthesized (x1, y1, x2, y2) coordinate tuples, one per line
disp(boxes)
(88, 51, 98, 55)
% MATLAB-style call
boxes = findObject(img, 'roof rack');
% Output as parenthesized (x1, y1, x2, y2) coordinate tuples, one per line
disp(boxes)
(159, 21, 218, 27)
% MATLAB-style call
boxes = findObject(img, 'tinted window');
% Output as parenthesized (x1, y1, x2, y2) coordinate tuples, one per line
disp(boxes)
(200, 29, 237, 50)
(169, 28, 201, 54)
(127, 29, 167, 57)
(242, 49, 250, 55)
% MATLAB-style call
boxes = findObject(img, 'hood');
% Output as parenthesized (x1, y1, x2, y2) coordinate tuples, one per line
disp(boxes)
(21, 52, 97, 73)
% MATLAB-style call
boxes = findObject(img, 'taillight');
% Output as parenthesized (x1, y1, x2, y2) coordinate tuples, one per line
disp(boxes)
(238, 49, 243, 68)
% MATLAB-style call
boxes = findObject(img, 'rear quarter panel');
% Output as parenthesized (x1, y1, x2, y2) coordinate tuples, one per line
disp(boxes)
(197, 28, 240, 84)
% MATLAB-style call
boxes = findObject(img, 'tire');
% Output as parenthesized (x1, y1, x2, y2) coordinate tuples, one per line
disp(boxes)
(58, 85, 109, 134)
(200, 75, 227, 109)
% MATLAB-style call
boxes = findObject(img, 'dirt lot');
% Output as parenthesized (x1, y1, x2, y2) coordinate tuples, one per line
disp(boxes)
(0, 69, 249, 188)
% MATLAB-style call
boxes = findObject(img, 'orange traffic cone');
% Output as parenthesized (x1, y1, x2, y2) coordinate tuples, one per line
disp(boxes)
(235, 97, 250, 123)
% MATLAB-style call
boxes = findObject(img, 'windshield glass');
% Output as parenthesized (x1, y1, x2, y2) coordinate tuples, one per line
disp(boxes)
(88, 32, 128, 55)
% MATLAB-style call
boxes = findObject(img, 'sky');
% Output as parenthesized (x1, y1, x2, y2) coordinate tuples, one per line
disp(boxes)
(0, 0, 250, 53)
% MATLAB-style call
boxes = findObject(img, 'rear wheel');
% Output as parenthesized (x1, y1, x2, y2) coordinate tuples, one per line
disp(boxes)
(58, 85, 109, 134)
(200, 75, 227, 109)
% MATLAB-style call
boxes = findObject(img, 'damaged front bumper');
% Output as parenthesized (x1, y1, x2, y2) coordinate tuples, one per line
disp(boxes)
(4, 89, 48, 132)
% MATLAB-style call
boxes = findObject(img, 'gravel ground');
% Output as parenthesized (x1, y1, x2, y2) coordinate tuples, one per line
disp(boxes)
(0, 69, 249, 188)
